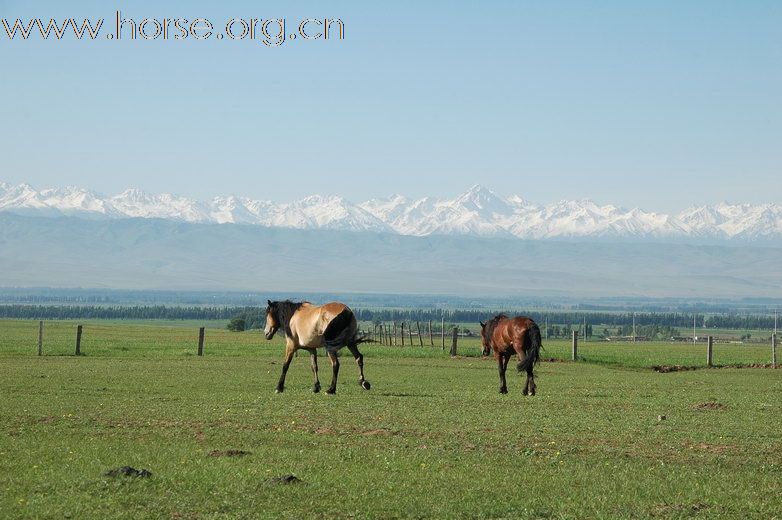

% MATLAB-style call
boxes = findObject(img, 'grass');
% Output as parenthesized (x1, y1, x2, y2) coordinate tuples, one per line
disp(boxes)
(1, 319, 781, 519)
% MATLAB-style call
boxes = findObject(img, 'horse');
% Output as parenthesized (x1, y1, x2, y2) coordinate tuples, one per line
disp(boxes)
(263, 300, 371, 395)
(479, 314, 542, 395)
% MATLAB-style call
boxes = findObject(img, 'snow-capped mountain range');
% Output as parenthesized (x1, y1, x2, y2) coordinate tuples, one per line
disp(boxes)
(1, 182, 781, 241)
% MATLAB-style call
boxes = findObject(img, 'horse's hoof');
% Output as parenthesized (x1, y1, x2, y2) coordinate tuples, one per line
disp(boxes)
(325, 388, 336, 395)
(499, 388, 508, 394)
(360, 380, 371, 390)
(312, 383, 321, 393)
(522, 389, 529, 396)
(275, 387, 284, 394)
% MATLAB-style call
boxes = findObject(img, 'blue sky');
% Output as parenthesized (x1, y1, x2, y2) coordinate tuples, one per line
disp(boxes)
(1, 0, 780, 210)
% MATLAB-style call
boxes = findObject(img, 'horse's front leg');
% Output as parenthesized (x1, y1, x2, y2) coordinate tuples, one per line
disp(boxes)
(310, 350, 321, 393)
(276, 341, 297, 394)
(326, 350, 340, 395)
(347, 343, 371, 390)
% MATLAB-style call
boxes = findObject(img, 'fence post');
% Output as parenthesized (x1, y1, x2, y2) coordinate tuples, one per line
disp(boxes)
(706, 335, 713, 367)
(393, 322, 397, 346)
(441, 317, 445, 351)
(428, 320, 433, 346)
(408, 323, 413, 345)
(75, 324, 83, 356)
(416, 321, 423, 347)
(571, 330, 578, 361)
(198, 327, 205, 356)
(773, 333, 777, 368)
(401, 322, 405, 346)
(450, 327, 458, 358)
(37, 320, 43, 356)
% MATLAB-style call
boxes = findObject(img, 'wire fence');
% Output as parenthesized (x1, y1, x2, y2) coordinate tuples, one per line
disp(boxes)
(0, 319, 777, 370)
(0, 320, 266, 358)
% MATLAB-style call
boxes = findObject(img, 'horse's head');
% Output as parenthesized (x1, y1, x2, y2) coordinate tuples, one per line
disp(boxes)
(479, 321, 491, 356)
(264, 300, 280, 340)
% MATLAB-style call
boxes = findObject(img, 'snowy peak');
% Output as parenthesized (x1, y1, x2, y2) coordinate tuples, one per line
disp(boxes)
(454, 184, 512, 214)
(109, 189, 209, 221)
(679, 202, 782, 238)
(0, 182, 780, 241)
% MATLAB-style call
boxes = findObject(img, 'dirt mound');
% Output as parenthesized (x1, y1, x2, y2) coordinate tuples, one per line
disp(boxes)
(654, 363, 779, 372)
(208, 449, 251, 457)
(104, 466, 152, 478)
(267, 475, 302, 485)
(652, 365, 698, 373)
(684, 441, 735, 454)
(652, 502, 710, 516)
(361, 428, 392, 436)
(694, 402, 727, 410)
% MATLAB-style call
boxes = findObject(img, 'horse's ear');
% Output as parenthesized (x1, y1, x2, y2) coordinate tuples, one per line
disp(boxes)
(267, 300, 273, 306)
(479, 321, 485, 328)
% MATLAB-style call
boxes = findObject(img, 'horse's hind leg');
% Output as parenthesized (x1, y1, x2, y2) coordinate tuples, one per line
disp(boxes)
(525, 365, 536, 396)
(326, 350, 340, 395)
(310, 350, 321, 393)
(347, 343, 371, 390)
(497, 352, 510, 394)
(512, 337, 533, 395)
(513, 336, 526, 373)
(276, 344, 296, 394)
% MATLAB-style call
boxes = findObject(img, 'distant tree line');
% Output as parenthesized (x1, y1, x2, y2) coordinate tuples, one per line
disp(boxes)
(354, 310, 778, 330)
(0, 305, 244, 320)
(0, 305, 778, 332)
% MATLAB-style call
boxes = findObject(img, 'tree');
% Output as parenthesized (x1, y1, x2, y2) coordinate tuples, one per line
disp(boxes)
(227, 317, 246, 332)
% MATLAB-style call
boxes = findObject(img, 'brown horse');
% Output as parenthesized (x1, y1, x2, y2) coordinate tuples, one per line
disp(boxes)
(264, 300, 371, 395)
(479, 314, 542, 395)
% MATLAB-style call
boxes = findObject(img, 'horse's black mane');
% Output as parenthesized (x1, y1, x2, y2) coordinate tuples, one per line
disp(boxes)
(268, 300, 308, 336)
(484, 313, 508, 341)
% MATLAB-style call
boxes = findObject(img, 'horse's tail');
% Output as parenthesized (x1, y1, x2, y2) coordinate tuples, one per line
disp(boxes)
(322, 308, 370, 351)
(518, 322, 542, 373)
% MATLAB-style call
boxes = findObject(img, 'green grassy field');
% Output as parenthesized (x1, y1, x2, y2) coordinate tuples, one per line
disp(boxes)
(1, 320, 781, 519)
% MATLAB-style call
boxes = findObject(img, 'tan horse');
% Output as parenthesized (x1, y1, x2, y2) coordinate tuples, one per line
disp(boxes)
(264, 300, 371, 395)
(479, 314, 542, 395)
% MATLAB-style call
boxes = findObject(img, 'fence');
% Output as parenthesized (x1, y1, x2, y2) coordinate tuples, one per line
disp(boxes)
(8, 321, 260, 358)
(3, 319, 779, 369)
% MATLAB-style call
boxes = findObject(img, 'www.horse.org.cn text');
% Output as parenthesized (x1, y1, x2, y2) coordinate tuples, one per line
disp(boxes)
(1, 12, 345, 47)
